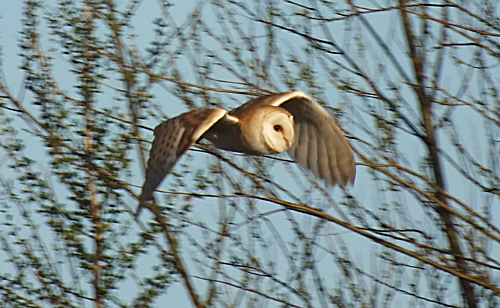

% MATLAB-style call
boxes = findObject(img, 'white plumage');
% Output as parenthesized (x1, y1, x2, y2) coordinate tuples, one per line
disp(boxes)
(137, 90, 355, 217)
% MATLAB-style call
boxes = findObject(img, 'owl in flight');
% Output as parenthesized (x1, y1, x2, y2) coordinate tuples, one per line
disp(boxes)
(137, 90, 355, 217)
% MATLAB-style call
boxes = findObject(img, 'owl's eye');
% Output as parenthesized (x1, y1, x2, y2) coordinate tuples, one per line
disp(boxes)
(273, 125, 282, 132)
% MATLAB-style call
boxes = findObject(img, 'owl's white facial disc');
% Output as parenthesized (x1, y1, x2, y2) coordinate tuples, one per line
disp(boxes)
(262, 111, 294, 153)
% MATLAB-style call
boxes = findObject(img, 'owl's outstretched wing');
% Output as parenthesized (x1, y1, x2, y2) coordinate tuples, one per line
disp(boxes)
(137, 108, 227, 218)
(242, 90, 356, 187)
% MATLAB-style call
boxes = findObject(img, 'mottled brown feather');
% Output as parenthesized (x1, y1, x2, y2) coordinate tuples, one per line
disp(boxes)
(136, 108, 226, 217)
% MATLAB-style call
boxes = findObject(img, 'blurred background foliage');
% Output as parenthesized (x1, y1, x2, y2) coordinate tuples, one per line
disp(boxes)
(0, 1, 499, 307)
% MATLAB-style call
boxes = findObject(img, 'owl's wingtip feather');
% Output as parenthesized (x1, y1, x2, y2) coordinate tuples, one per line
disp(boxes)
(136, 189, 153, 220)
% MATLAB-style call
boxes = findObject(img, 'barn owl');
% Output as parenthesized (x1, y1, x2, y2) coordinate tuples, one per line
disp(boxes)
(137, 90, 355, 217)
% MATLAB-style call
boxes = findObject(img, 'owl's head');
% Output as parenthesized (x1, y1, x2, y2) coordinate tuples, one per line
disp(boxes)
(261, 108, 294, 153)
